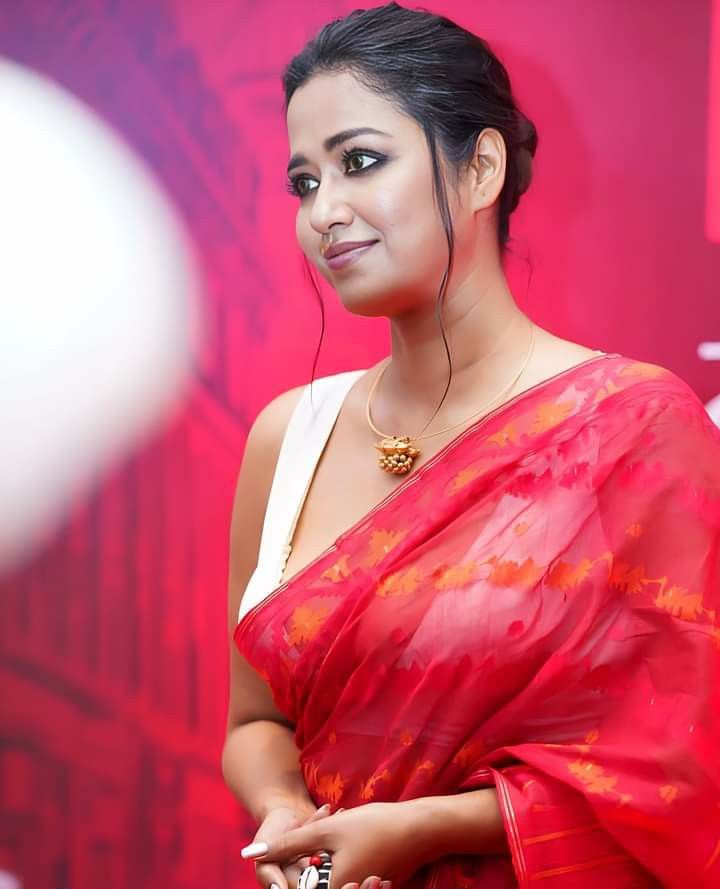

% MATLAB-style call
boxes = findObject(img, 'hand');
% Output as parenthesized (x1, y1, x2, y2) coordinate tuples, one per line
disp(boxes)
(242, 801, 425, 889)
(249, 802, 334, 889)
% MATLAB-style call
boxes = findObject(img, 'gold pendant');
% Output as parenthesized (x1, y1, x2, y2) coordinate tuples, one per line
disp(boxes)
(374, 435, 421, 474)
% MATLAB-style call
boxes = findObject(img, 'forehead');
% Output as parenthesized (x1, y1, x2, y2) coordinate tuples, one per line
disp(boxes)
(286, 70, 412, 146)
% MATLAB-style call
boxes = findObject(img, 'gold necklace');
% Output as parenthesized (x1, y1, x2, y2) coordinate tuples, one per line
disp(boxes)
(366, 323, 536, 475)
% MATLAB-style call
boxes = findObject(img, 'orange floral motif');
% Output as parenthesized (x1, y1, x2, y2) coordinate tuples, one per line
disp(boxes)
(608, 559, 647, 595)
(514, 521, 530, 536)
(487, 421, 520, 447)
(377, 566, 423, 598)
(660, 784, 679, 804)
(303, 759, 319, 789)
(593, 379, 622, 403)
(328, 730, 337, 745)
(433, 561, 480, 590)
(449, 466, 483, 493)
(568, 759, 632, 804)
(399, 729, 414, 746)
(321, 554, 352, 583)
(546, 556, 596, 589)
(532, 400, 576, 434)
(452, 739, 489, 767)
(627, 523, 644, 538)
(316, 771, 345, 803)
(574, 728, 600, 753)
(568, 759, 617, 794)
(619, 361, 668, 379)
(655, 585, 704, 621)
(485, 555, 543, 587)
(363, 528, 408, 567)
(286, 601, 332, 646)
(359, 768, 391, 801)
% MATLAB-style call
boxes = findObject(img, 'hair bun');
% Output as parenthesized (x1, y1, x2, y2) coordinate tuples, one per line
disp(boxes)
(515, 144, 533, 198)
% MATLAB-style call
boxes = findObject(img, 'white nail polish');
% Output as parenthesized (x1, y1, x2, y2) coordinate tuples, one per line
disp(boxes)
(240, 841, 269, 859)
(270, 884, 281, 889)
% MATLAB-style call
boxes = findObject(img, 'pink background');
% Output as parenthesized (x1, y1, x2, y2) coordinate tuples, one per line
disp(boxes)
(1, 1, 718, 887)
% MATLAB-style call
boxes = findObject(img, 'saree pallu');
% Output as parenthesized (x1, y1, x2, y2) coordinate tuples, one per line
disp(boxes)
(234, 354, 720, 888)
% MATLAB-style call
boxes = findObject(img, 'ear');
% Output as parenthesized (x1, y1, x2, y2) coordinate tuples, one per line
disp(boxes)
(467, 127, 507, 212)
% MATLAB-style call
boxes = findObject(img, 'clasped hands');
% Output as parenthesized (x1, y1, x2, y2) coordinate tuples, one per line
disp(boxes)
(242, 799, 429, 889)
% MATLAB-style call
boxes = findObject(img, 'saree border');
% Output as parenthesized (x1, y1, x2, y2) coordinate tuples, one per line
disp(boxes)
(491, 766, 530, 888)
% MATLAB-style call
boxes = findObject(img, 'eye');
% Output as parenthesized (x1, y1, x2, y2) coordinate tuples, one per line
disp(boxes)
(285, 149, 385, 199)
(285, 175, 315, 198)
(340, 148, 380, 173)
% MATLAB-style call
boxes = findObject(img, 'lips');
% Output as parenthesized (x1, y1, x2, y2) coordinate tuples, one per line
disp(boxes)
(323, 239, 378, 260)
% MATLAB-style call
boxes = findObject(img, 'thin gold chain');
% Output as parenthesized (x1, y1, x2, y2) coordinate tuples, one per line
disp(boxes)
(365, 323, 536, 442)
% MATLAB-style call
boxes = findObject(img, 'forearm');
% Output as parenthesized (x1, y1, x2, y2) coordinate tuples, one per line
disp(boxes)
(221, 719, 315, 823)
(401, 788, 509, 864)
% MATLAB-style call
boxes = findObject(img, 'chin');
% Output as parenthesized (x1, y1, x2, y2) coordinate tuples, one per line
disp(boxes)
(335, 291, 392, 317)
(337, 285, 426, 319)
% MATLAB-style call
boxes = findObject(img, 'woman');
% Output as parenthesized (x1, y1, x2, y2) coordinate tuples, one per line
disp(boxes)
(222, 4, 720, 888)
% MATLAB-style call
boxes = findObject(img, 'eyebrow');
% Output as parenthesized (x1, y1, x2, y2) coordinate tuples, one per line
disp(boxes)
(286, 127, 392, 174)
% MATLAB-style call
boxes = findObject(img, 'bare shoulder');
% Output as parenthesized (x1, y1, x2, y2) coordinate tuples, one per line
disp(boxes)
(249, 383, 308, 451)
(531, 328, 604, 370)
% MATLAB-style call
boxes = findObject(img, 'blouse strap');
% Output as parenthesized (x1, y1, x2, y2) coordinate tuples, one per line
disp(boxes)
(237, 368, 367, 623)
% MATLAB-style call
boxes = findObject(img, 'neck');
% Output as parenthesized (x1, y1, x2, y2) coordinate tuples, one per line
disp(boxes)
(377, 263, 533, 432)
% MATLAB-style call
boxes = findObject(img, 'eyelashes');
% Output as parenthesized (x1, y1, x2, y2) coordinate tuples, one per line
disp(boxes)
(285, 148, 385, 199)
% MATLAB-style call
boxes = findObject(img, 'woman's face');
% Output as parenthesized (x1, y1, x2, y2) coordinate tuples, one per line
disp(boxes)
(285, 70, 472, 317)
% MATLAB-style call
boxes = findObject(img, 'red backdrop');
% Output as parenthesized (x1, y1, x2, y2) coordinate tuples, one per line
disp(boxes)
(1, 1, 718, 887)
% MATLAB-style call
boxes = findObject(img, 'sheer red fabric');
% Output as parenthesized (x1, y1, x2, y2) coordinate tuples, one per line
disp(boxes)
(234, 353, 720, 888)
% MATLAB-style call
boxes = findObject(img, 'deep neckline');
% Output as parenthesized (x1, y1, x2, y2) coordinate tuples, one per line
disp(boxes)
(235, 350, 620, 640)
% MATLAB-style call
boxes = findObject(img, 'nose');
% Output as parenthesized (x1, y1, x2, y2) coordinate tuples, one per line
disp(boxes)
(309, 175, 354, 237)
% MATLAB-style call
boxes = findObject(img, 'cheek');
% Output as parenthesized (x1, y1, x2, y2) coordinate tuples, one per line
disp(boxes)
(295, 211, 308, 250)
(295, 210, 318, 266)
(372, 169, 446, 263)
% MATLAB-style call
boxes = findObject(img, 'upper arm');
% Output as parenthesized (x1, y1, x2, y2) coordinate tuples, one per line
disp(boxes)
(225, 383, 306, 735)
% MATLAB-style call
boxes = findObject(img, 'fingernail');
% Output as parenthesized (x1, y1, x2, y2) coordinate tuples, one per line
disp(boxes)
(240, 841, 268, 859)
(380, 882, 392, 889)
(270, 885, 281, 889)
(317, 803, 331, 812)
(336, 807, 345, 813)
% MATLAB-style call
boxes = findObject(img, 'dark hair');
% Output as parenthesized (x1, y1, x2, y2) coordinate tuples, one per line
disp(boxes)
(282, 1, 538, 419)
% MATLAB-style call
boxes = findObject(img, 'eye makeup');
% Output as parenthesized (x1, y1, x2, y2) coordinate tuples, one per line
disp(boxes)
(285, 147, 387, 198)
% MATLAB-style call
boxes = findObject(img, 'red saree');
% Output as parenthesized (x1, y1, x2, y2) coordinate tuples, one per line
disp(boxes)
(234, 353, 720, 888)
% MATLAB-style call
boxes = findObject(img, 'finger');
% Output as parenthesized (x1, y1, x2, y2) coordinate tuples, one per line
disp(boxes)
(254, 861, 287, 889)
(282, 861, 304, 887)
(302, 803, 331, 824)
(285, 854, 313, 873)
(241, 823, 325, 864)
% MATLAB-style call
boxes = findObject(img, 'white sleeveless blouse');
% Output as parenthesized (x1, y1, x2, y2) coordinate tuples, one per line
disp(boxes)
(237, 368, 368, 624)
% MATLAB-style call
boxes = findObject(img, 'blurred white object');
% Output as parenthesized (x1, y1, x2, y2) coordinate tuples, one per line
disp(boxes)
(0, 57, 203, 573)
(698, 341, 720, 361)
